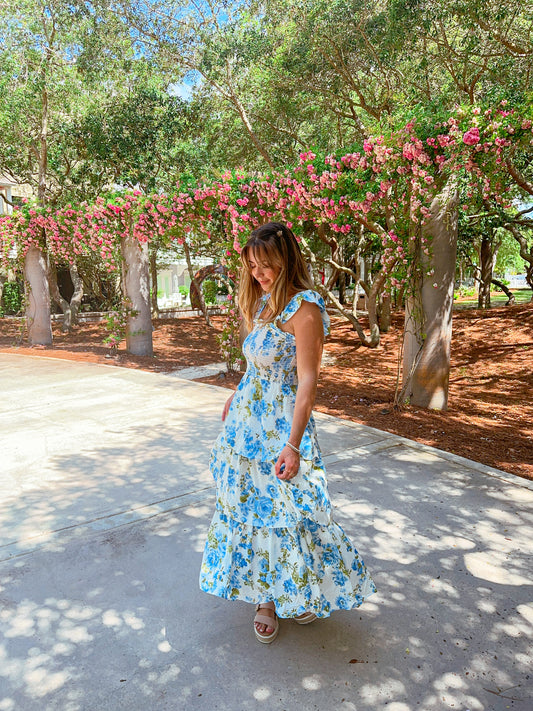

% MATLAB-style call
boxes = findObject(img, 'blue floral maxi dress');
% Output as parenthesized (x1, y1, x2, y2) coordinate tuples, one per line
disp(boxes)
(199, 290, 376, 618)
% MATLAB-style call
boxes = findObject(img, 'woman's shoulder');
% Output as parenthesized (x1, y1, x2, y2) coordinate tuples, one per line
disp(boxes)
(283, 289, 325, 314)
(280, 289, 330, 335)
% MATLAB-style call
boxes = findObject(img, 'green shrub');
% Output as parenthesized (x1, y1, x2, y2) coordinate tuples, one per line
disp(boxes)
(2, 282, 23, 314)
(103, 309, 127, 349)
(202, 279, 218, 305)
(455, 286, 477, 299)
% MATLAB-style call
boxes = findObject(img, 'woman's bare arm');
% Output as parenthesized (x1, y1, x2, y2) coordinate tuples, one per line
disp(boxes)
(275, 300, 324, 480)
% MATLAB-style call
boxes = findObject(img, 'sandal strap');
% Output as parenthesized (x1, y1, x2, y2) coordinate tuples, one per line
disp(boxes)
(295, 611, 317, 624)
(254, 605, 277, 627)
(254, 612, 277, 627)
(297, 612, 315, 620)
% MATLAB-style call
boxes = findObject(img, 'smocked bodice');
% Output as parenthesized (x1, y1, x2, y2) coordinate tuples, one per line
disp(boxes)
(219, 290, 329, 462)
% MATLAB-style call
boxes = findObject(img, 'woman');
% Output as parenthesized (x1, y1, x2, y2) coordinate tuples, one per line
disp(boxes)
(200, 222, 376, 643)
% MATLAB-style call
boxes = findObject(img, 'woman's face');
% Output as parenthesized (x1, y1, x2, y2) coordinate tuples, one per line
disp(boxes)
(248, 251, 281, 293)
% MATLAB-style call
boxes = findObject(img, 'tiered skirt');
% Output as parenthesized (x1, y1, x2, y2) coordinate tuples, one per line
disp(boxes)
(199, 441, 376, 619)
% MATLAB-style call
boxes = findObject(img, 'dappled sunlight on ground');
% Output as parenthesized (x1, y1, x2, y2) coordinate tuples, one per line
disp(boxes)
(324, 444, 533, 710)
(0, 355, 531, 710)
(1, 467, 531, 710)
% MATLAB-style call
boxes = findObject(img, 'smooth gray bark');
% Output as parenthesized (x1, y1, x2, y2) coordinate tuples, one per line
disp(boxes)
(402, 183, 458, 410)
(24, 245, 52, 345)
(68, 263, 84, 324)
(121, 233, 153, 356)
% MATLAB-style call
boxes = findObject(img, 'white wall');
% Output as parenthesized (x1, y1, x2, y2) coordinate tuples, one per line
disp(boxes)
(0, 185, 13, 215)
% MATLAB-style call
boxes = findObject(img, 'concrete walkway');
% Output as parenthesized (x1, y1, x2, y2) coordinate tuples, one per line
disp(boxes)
(0, 353, 531, 711)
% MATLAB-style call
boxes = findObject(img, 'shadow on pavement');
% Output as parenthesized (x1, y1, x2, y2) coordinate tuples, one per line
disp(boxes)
(0, 355, 531, 711)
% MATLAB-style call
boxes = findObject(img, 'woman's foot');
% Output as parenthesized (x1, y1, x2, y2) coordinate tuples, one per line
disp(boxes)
(254, 603, 279, 644)
(295, 611, 317, 625)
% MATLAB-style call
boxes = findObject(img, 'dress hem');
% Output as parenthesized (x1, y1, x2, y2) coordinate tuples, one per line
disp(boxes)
(198, 579, 377, 620)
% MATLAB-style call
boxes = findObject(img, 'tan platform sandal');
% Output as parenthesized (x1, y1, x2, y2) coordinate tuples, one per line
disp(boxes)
(254, 604, 279, 644)
(294, 611, 317, 625)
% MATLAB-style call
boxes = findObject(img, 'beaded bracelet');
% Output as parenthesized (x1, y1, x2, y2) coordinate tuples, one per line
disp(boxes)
(286, 441, 301, 455)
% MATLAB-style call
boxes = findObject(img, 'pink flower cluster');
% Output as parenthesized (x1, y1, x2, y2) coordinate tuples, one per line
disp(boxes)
(463, 127, 480, 146)
(2, 101, 530, 333)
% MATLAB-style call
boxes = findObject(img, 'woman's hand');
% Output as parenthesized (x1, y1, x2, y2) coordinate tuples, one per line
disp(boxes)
(222, 392, 235, 421)
(275, 445, 300, 480)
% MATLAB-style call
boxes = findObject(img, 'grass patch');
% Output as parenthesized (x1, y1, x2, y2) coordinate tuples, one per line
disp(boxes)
(454, 288, 531, 308)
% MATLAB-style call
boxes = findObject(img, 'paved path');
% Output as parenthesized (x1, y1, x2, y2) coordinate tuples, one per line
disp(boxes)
(0, 353, 532, 711)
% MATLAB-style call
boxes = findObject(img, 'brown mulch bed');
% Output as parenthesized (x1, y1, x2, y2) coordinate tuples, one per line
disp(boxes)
(1, 303, 532, 480)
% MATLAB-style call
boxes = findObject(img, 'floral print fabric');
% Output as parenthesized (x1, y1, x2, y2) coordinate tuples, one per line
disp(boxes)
(222, 290, 329, 462)
(200, 289, 376, 618)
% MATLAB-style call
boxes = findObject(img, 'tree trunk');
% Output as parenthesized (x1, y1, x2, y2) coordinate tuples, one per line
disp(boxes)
(149, 246, 160, 318)
(378, 291, 391, 332)
(402, 182, 458, 410)
(69, 262, 84, 324)
(491, 278, 515, 305)
(184, 240, 211, 327)
(337, 243, 347, 304)
(48, 261, 70, 331)
(229, 88, 275, 168)
(24, 245, 52, 345)
(478, 236, 496, 309)
(365, 272, 387, 344)
(47, 261, 84, 332)
(338, 273, 347, 304)
(38, 73, 48, 205)
(299, 222, 382, 347)
(504, 223, 533, 299)
(395, 282, 406, 309)
(23, 57, 53, 345)
(457, 261, 464, 288)
(121, 232, 153, 356)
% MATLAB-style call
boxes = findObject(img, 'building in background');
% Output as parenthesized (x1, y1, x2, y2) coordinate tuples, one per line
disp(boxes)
(0, 177, 33, 214)
(0, 176, 16, 214)
(155, 257, 213, 309)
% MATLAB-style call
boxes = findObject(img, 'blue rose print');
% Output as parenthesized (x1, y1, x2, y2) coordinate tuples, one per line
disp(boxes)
(199, 290, 376, 618)
(255, 496, 274, 519)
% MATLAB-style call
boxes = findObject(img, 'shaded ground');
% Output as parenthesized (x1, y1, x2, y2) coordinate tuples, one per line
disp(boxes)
(1, 302, 532, 480)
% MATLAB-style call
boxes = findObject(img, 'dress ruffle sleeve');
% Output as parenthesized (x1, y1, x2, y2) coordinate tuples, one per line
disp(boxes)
(278, 290, 330, 337)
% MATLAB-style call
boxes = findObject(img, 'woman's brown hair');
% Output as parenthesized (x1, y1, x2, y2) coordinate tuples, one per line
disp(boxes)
(238, 222, 314, 331)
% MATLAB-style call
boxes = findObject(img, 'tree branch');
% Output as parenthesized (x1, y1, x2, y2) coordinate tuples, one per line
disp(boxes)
(506, 160, 533, 195)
